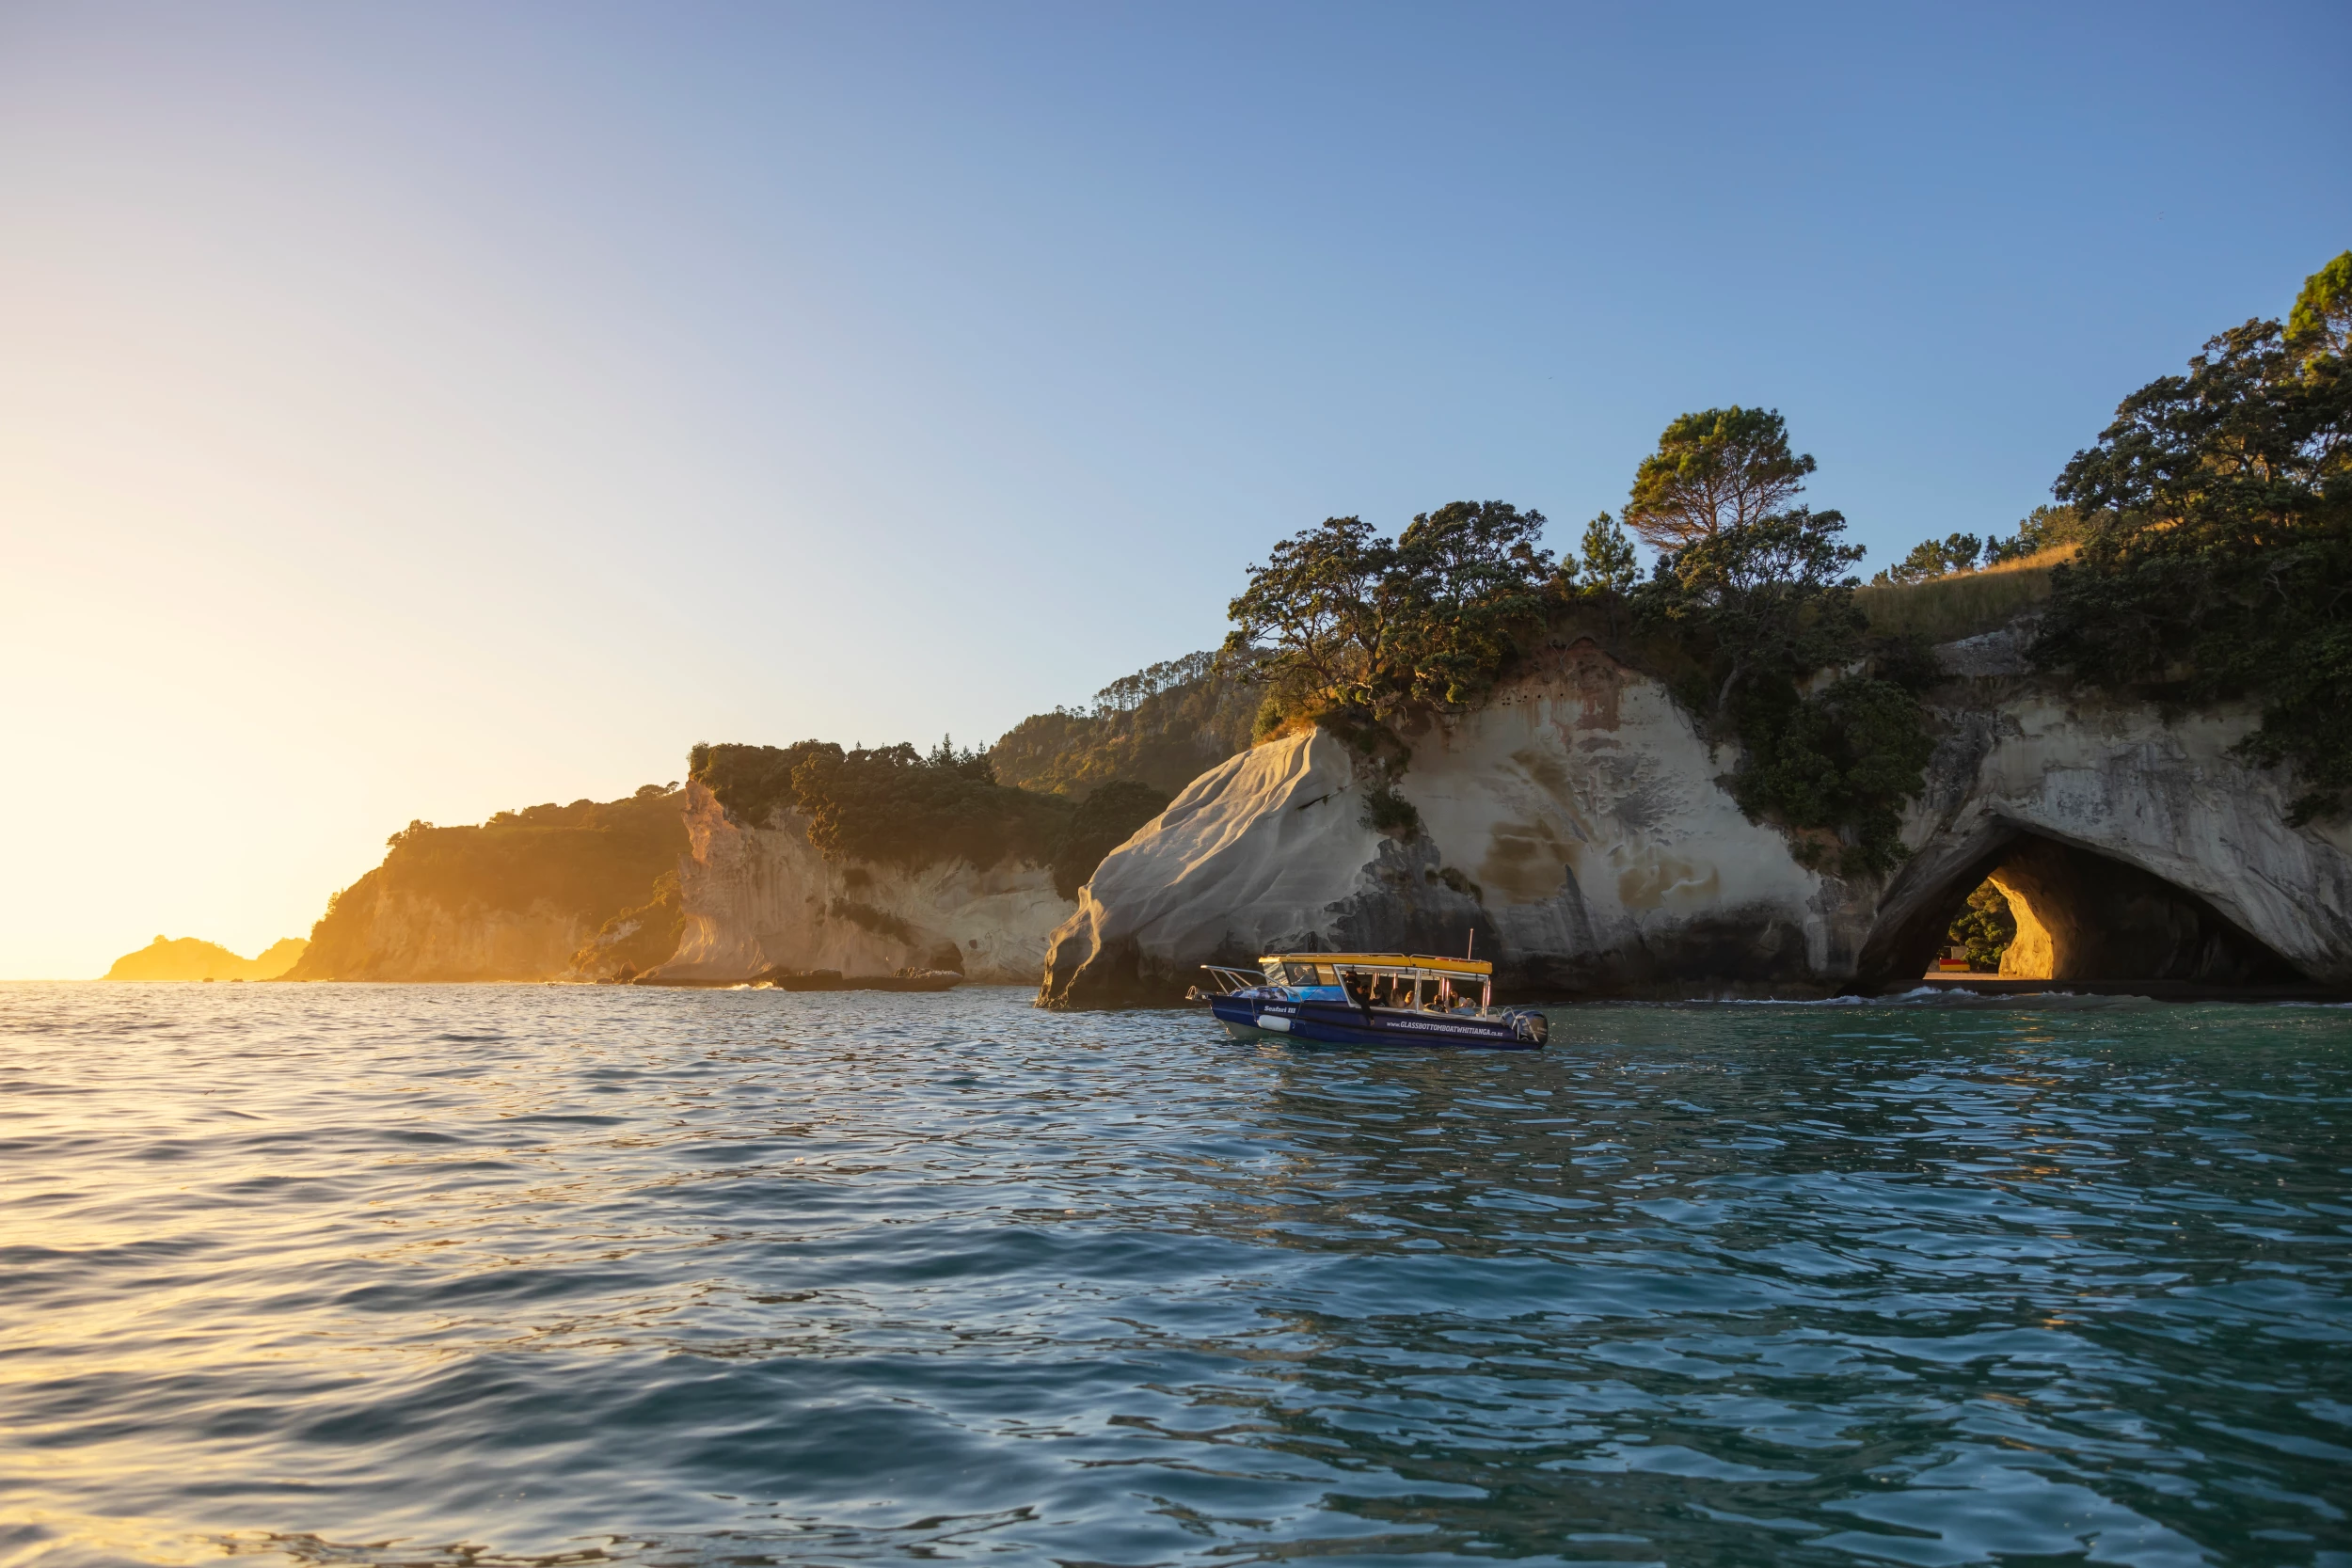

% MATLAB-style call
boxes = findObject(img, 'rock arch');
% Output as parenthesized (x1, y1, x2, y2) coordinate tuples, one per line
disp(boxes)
(1854, 827, 2304, 989)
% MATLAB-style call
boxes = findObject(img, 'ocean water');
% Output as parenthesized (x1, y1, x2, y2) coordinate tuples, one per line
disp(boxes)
(2, 984, 2349, 1568)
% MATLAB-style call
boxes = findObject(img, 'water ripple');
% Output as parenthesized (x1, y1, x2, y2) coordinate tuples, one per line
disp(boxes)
(1, 984, 2347, 1566)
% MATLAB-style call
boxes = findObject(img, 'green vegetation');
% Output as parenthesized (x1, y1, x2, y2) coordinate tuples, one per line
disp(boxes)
(1047, 781, 1170, 898)
(569, 871, 684, 981)
(1224, 501, 1554, 735)
(289, 784, 688, 980)
(1205, 409, 1940, 875)
(1360, 778, 1423, 839)
(1622, 406, 1819, 551)
(1613, 409, 1936, 876)
(692, 738, 1064, 870)
(990, 650, 1261, 798)
(1572, 512, 1640, 597)
(686, 740, 827, 834)
(1989, 504, 2087, 563)
(1855, 503, 2085, 640)
(1221, 501, 1557, 825)
(103, 934, 307, 982)
(1947, 880, 2016, 971)
(691, 737, 1168, 897)
(793, 741, 1068, 871)
(1874, 531, 1986, 585)
(2033, 252, 2352, 821)
(830, 897, 915, 943)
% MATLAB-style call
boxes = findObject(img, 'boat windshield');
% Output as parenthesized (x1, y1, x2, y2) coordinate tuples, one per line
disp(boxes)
(1342, 964, 1491, 1014)
(1255, 956, 1494, 1013)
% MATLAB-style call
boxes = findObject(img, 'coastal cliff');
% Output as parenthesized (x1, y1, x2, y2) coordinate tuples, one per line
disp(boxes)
(650, 780, 1073, 982)
(274, 708, 1179, 985)
(1038, 631, 2352, 1006)
(284, 788, 687, 982)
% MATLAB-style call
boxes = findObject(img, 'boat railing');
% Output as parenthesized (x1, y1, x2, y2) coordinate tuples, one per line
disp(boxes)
(1192, 965, 1265, 997)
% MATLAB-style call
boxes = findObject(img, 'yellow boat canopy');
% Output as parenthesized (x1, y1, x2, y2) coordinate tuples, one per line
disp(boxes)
(1261, 953, 1492, 978)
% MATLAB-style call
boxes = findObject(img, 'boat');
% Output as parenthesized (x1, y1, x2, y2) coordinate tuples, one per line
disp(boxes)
(1190, 953, 1548, 1049)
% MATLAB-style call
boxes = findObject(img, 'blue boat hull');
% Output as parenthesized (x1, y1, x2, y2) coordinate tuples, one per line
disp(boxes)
(1208, 993, 1543, 1050)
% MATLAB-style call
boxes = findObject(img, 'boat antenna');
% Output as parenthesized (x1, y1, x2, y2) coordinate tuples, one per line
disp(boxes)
(1466, 928, 1475, 960)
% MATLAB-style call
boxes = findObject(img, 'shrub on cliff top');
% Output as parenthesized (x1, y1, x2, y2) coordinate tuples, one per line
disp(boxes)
(2033, 251, 2352, 822)
(790, 742, 1069, 871)
(692, 736, 1163, 891)
(983, 648, 1261, 799)
(990, 650, 1262, 798)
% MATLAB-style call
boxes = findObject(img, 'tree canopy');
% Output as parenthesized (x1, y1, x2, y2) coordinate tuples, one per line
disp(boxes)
(1223, 500, 1554, 728)
(1622, 406, 1818, 551)
(2034, 251, 2352, 821)
(988, 649, 1262, 799)
(1985, 504, 2085, 564)
(1874, 531, 1984, 585)
(2288, 250, 2352, 356)
(1641, 503, 1867, 722)
(1567, 512, 1639, 595)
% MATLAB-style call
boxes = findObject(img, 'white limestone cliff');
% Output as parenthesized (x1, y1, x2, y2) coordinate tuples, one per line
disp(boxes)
(1038, 634, 2352, 1006)
(651, 781, 1073, 983)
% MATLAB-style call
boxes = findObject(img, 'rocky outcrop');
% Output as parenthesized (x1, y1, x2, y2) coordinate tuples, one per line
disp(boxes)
(649, 782, 1074, 983)
(1038, 633, 2352, 1006)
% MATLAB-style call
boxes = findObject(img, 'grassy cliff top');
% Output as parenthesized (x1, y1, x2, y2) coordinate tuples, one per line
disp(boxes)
(1853, 546, 2075, 643)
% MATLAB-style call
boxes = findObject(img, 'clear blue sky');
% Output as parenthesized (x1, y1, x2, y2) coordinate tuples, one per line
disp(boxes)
(3, 1, 2346, 974)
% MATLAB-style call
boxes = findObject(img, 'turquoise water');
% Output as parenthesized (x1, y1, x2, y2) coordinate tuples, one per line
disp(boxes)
(2, 984, 2348, 1567)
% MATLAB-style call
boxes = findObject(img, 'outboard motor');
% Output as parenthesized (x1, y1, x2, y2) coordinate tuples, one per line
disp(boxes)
(1509, 1008, 1549, 1045)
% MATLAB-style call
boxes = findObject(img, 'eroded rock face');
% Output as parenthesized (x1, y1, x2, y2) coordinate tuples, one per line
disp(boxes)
(1038, 636, 2352, 1006)
(652, 782, 1073, 983)
(283, 895, 590, 982)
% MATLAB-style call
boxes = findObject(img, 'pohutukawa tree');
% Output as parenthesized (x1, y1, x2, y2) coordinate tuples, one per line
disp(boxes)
(1222, 500, 1554, 726)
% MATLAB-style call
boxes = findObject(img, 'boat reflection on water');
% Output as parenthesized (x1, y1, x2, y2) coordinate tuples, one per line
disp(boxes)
(1190, 952, 1548, 1049)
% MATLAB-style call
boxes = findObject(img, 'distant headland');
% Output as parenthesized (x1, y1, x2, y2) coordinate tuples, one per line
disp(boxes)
(103, 935, 308, 982)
